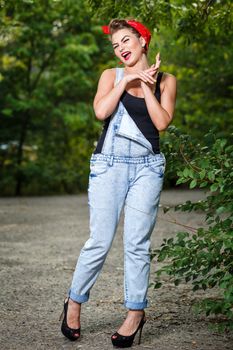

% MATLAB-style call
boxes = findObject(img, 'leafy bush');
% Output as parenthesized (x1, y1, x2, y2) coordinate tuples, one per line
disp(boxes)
(150, 127, 233, 332)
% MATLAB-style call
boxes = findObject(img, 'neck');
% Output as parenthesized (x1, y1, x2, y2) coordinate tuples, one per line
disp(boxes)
(124, 54, 149, 73)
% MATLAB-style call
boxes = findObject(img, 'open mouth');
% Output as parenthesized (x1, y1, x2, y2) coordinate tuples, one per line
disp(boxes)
(121, 52, 131, 61)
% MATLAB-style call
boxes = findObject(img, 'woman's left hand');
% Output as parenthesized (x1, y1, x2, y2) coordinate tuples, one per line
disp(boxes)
(139, 52, 161, 87)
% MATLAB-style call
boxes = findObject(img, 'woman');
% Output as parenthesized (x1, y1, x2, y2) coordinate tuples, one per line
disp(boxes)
(60, 18, 177, 347)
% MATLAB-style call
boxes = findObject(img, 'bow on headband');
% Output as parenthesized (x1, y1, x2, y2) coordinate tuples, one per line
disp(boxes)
(102, 19, 151, 50)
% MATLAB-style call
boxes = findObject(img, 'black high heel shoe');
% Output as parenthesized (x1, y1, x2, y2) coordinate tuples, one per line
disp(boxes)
(111, 310, 146, 348)
(59, 297, 81, 341)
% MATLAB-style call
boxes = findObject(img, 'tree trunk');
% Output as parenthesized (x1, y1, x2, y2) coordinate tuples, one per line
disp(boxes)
(15, 112, 30, 196)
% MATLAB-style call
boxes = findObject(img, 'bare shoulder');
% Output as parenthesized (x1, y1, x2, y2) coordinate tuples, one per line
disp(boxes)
(95, 67, 116, 93)
(161, 72, 176, 83)
(93, 68, 116, 107)
(161, 72, 177, 93)
(99, 67, 116, 83)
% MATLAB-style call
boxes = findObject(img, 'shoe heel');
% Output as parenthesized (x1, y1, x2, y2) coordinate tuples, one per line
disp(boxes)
(59, 297, 67, 321)
(59, 309, 64, 322)
(138, 319, 146, 345)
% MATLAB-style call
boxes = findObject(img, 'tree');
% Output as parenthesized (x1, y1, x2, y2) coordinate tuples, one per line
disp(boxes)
(0, 0, 103, 195)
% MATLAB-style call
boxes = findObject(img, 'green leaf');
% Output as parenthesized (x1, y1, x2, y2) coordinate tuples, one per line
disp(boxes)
(176, 178, 185, 185)
(220, 139, 227, 149)
(199, 169, 206, 180)
(208, 171, 215, 181)
(2, 108, 13, 117)
(200, 181, 208, 187)
(153, 282, 162, 289)
(210, 183, 219, 192)
(190, 179, 197, 188)
(183, 168, 190, 177)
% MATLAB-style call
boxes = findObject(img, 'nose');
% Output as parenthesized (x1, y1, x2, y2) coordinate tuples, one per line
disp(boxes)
(119, 44, 125, 52)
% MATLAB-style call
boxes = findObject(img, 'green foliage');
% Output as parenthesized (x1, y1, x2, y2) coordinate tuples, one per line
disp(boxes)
(88, 0, 232, 41)
(150, 127, 233, 331)
(0, 0, 104, 195)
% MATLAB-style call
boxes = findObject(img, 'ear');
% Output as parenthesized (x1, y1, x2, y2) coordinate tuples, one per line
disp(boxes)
(139, 36, 146, 48)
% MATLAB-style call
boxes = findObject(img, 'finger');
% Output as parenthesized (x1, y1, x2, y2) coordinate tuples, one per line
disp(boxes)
(138, 72, 148, 83)
(156, 52, 161, 62)
(145, 71, 157, 82)
(146, 67, 159, 75)
(147, 65, 157, 72)
(155, 52, 161, 67)
(140, 71, 156, 80)
(139, 71, 156, 84)
(143, 68, 158, 79)
(148, 62, 159, 71)
(144, 66, 158, 74)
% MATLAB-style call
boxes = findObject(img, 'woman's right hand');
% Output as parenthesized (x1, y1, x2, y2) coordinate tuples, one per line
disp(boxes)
(124, 67, 157, 85)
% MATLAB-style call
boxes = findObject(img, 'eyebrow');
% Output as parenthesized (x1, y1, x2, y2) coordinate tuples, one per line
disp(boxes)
(112, 35, 130, 46)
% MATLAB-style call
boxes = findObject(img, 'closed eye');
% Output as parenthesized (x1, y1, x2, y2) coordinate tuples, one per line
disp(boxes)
(112, 35, 130, 50)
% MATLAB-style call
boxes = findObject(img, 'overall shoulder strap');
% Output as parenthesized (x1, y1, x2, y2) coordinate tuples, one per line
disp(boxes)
(155, 72, 163, 92)
(156, 71, 163, 86)
(114, 67, 124, 86)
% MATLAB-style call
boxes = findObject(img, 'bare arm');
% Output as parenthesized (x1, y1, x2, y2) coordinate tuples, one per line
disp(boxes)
(93, 66, 159, 121)
(93, 68, 128, 120)
(141, 73, 177, 131)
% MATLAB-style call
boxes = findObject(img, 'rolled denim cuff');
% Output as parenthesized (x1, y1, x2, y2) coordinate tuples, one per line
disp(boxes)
(124, 299, 148, 310)
(68, 288, 89, 303)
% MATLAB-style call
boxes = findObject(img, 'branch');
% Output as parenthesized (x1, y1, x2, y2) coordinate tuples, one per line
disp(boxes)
(158, 213, 198, 233)
(179, 144, 202, 172)
(31, 49, 56, 91)
(202, 0, 216, 20)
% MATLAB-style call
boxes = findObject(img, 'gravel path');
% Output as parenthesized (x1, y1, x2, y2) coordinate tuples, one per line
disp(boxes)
(0, 190, 232, 350)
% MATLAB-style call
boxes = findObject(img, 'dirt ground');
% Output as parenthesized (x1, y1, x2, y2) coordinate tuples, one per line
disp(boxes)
(0, 190, 232, 350)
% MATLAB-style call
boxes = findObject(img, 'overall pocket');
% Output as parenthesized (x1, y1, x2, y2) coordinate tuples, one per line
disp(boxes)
(90, 159, 109, 176)
(148, 160, 166, 177)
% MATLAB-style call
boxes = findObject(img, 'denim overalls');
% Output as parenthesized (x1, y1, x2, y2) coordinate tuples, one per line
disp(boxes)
(68, 68, 166, 310)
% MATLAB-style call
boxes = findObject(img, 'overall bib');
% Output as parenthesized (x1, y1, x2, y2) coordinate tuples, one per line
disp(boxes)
(68, 68, 166, 309)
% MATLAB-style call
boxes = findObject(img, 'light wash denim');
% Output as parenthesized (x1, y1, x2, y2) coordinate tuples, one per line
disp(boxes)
(68, 68, 166, 310)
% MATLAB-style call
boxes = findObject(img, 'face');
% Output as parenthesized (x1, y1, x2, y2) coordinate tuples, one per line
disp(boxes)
(111, 28, 145, 66)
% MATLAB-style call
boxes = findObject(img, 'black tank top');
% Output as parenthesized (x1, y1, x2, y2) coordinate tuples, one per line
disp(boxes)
(93, 71, 163, 154)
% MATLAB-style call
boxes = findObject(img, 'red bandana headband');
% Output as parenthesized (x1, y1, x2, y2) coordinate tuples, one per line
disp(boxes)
(102, 19, 151, 50)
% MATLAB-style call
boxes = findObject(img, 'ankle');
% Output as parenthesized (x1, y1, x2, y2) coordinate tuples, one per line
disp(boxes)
(67, 299, 81, 318)
(69, 299, 81, 308)
(128, 309, 144, 314)
(127, 309, 144, 320)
